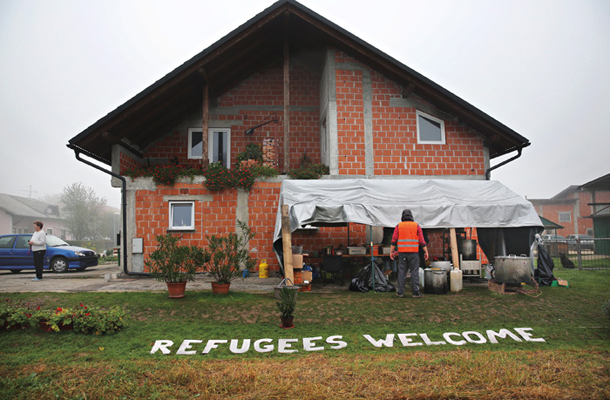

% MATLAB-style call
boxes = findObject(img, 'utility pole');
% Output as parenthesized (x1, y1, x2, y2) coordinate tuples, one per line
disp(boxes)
(20, 186, 37, 198)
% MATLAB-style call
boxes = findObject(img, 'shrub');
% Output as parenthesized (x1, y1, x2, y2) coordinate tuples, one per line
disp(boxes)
(124, 163, 204, 186)
(288, 163, 329, 179)
(73, 303, 126, 335)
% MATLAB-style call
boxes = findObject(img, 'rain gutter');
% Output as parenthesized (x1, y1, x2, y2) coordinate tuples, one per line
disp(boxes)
(485, 145, 525, 180)
(66, 144, 149, 276)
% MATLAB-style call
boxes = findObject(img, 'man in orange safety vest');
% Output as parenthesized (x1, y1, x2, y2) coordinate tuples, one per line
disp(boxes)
(390, 209, 428, 298)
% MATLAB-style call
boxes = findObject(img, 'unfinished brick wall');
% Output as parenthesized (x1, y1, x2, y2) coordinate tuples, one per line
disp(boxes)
(142, 61, 321, 171)
(334, 50, 486, 177)
(119, 151, 144, 175)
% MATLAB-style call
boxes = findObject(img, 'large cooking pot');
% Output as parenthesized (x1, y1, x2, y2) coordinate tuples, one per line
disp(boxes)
(459, 239, 478, 260)
(494, 255, 532, 284)
(424, 269, 448, 294)
(430, 261, 452, 272)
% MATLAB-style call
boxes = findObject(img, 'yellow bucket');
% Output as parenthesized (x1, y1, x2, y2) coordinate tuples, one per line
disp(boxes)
(258, 260, 269, 278)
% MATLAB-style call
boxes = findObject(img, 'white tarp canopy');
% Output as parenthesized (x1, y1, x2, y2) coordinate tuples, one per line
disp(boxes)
(273, 179, 543, 244)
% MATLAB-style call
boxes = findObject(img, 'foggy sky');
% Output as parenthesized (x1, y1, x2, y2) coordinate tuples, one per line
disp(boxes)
(1, 0, 608, 208)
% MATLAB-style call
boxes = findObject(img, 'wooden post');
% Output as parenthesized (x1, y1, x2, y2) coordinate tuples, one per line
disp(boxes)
(450, 228, 460, 270)
(281, 204, 294, 285)
(282, 25, 290, 172)
(202, 83, 209, 166)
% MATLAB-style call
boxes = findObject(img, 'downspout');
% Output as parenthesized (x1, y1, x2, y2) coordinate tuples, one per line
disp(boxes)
(66, 144, 149, 276)
(485, 145, 525, 180)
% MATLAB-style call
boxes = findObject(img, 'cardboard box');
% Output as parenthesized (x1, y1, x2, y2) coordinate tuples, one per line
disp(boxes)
(301, 270, 312, 282)
(348, 247, 367, 255)
(292, 254, 304, 269)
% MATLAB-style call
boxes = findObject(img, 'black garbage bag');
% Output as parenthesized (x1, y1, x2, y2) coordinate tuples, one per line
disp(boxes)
(535, 245, 556, 286)
(349, 262, 396, 293)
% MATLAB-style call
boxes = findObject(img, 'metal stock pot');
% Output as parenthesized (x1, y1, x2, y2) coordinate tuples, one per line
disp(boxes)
(494, 255, 532, 284)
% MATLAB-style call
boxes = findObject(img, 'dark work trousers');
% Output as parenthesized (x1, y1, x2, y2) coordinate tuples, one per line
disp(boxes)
(397, 252, 420, 296)
(33, 250, 46, 279)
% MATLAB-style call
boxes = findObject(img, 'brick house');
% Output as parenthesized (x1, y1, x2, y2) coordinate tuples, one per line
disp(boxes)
(529, 172, 610, 238)
(68, 0, 532, 273)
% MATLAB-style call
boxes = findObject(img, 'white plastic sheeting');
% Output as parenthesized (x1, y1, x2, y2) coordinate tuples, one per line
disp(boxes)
(273, 179, 543, 245)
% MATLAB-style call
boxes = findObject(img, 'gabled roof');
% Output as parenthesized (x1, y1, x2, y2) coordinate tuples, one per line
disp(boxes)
(580, 172, 610, 191)
(0, 194, 60, 219)
(68, 0, 530, 165)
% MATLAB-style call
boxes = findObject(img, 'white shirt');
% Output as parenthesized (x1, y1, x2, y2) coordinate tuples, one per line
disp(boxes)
(30, 230, 47, 252)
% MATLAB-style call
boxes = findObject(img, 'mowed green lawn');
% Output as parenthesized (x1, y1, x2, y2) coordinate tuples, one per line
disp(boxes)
(1, 268, 609, 399)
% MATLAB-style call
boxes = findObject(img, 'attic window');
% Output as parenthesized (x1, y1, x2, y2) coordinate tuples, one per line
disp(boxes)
(188, 128, 203, 159)
(416, 111, 445, 144)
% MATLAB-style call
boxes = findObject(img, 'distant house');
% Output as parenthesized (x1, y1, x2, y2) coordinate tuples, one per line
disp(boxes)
(68, 0, 532, 273)
(0, 194, 70, 238)
(529, 172, 610, 237)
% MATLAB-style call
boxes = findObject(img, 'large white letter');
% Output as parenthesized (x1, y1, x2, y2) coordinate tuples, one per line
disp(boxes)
(303, 337, 325, 352)
(177, 340, 202, 355)
(150, 340, 174, 355)
(326, 335, 348, 350)
(397, 333, 423, 347)
(278, 338, 299, 354)
(229, 339, 252, 354)
(254, 338, 274, 353)
(201, 340, 228, 354)
(420, 333, 446, 346)
(363, 334, 395, 348)
(462, 331, 487, 344)
(486, 329, 523, 344)
(443, 332, 466, 346)
(514, 327, 545, 342)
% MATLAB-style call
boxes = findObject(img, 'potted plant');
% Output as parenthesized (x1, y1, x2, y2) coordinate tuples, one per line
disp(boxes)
(203, 220, 256, 294)
(145, 234, 206, 298)
(236, 143, 263, 167)
(276, 286, 297, 329)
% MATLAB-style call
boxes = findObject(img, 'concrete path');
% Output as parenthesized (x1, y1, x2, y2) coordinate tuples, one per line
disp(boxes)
(0, 264, 283, 293)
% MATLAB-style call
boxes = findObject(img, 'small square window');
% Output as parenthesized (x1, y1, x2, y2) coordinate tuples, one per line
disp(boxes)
(416, 111, 445, 144)
(558, 212, 571, 223)
(169, 202, 195, 230)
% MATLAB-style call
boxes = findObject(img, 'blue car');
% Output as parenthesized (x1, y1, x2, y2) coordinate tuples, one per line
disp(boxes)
(0, 234, 98, 273)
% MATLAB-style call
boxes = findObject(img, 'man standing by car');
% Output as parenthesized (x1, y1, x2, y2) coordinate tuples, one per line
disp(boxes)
(28, 220, 46, 281)
(390, 209, 428, 298)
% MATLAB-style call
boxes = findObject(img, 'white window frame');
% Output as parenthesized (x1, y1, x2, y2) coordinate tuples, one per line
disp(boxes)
(416, 110, 446, 144)
(208, 128, 231, 168)
(558, 212, 571, 223)
(169, 201, 195, 230)
(188, 128, 203, 159)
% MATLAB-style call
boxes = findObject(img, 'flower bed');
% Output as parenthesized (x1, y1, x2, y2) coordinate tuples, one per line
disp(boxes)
(1, 299, 125, 334)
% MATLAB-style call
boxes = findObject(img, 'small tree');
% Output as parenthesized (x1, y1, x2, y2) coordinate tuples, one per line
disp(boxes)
(60, 182, 107, 240)
(146, 234, 205, 283)
(203, 220, 257, 284)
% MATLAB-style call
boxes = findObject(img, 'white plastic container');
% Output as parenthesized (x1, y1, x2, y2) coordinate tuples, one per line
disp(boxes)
(419, 267, 425, 288)
(450, 268, 463, 292)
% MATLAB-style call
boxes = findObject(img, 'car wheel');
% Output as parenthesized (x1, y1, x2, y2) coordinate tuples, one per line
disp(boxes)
(10, 269, 22, 274)
(51, 257, 69, 273)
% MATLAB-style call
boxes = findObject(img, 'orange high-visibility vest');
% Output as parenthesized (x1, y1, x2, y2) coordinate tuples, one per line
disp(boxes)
(397, 221, 419, 253)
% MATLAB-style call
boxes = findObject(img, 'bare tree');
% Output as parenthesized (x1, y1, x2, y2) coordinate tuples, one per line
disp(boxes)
(60, 182, 107, 240)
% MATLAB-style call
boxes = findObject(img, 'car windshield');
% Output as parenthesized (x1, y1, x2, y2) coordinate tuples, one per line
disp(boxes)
(45, 235, 69, 247)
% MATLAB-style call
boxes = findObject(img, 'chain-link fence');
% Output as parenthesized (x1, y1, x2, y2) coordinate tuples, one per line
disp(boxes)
(540, 238, 610, 270)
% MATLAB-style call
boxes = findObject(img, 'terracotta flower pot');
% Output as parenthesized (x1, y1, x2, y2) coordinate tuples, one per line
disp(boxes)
(280, 316, 294, 329)
(166, 281, 187, 298)
(211, 282, 230, 295)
